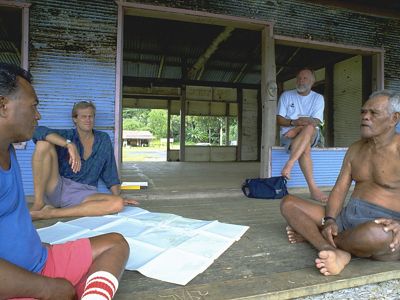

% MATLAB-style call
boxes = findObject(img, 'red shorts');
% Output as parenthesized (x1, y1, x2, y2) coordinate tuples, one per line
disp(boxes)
(9, 238, 92, 300)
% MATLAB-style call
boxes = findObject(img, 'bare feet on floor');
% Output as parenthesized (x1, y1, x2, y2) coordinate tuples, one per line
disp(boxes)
(286, 226, 305, 243)
(315, 249, 351, 276)
(30, 205, 56, 220)
(310, 189, 328, 203)
(281, 161, 295, 180)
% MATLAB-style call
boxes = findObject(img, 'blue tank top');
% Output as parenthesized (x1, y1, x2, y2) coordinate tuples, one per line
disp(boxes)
(0, 147, 47, 272)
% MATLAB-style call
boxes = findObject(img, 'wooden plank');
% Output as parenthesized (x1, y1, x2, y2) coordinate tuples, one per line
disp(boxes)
(32, 162, 400, 299)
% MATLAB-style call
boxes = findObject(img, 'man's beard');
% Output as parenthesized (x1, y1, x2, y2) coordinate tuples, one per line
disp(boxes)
(296, 84, 311, 94)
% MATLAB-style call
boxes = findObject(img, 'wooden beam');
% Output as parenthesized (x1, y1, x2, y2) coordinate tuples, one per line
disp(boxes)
(114, 2, 124, 166)
(119, 1, 272, 30)
(276, 48, 301, 76)
(179, 85, 187, 161)
(157, 55, 165, 78)
(275, 34, 384, 56)
(260, 26, 277, 178)
(0, 1, 30, 8)
(123, 76, 261, 89)
(188, 26, 235, 80)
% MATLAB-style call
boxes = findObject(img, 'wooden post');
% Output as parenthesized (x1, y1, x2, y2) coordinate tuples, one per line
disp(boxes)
(167, 100, 171, 160)
(372, 52, 384, 90)
(179, 85, 186, 161)
(237, 88, 243, 161)
(114, 2, 124, 168)
(260, 26, 277, 178)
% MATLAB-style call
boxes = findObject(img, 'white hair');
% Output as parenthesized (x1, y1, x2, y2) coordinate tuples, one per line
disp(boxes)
(369, 89, 400, 114)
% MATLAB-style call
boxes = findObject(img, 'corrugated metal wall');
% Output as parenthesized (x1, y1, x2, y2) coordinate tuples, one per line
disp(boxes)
(16, 0, 118, 195)
(333, 56, 362, 146)
(271, 147, 347, 188)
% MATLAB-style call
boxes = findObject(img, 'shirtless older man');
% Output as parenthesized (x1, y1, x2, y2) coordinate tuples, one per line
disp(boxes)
(280, 90, 400, 276)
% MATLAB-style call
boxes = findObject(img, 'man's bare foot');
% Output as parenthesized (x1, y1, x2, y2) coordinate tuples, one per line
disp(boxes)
(286, 226, 305, 243)
(30, 205, 56, 221)
(310, 189, 328, 203)
(29, 201, 45, 212)
(281, 161, 295, 180)
(315, 249, 351, 276)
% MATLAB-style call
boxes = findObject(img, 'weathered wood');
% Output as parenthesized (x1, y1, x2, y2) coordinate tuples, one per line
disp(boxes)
(260, 26, 277, 178)
(33, 195, 400, 300)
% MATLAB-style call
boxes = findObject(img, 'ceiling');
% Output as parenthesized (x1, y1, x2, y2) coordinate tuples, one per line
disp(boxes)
(123, 15, 353, 89)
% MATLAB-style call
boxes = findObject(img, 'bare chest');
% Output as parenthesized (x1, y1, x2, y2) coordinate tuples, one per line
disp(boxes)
(352, 148, 400, 188)
(81, 139, 94, 160)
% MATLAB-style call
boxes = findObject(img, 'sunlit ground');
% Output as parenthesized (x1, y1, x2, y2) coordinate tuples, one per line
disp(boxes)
(122, 146, 173, 162)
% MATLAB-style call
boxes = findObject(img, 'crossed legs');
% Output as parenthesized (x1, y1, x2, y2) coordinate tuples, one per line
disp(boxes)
(281, 125, 327, 202)
(30, 141, 124, 220)
(280, 195, 398, 276)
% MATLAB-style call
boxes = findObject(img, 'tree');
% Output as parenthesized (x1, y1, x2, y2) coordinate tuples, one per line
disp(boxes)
(147, 110, 167, 139)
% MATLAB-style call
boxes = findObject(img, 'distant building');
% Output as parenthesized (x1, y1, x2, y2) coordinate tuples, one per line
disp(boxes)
(123, 131, 154, 147)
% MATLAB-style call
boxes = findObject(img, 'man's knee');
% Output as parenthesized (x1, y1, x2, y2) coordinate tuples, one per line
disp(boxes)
(92, 233, 130, 257)
(108, 233, 130, 258)
(360, 221, 392, 244)
(33, 140, 56, 156)
(280, 195, 299, 216)
(110, 233, 129, 248)
(343, 221, 395, 259)
(108, 196, 124, 214)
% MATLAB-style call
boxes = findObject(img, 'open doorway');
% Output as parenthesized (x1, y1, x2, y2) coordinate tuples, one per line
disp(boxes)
(122, 108, 178, 162)
(116, 3, 383, 167)
(0, 6, 22, 65)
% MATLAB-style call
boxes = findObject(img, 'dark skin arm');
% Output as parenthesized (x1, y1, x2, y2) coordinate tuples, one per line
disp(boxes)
(321, 146, 354, 247)
(0, 259, 75, 300)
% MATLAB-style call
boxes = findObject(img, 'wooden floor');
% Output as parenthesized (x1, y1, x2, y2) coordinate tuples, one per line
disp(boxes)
(32, 162, 400, 299)
(34, 195, 400, 300)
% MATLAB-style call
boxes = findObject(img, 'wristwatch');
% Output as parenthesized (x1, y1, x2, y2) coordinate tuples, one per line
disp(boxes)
(64, 139, 72, 148)
(321, 216, 336, 226)
(289, 119, 294, 126)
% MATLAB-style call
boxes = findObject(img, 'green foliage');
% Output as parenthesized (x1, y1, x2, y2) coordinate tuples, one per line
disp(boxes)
(148, 110, 167, 139)
(123, 118, 143, 131)
(122, 108, 238, 145)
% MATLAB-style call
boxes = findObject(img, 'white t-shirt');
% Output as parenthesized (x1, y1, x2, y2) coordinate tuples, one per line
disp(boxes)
(277, 89, 324, 135)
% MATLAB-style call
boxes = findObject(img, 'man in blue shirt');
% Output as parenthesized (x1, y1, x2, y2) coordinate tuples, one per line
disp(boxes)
(0, 63, 128, 299)
(30, 101, 138, 220)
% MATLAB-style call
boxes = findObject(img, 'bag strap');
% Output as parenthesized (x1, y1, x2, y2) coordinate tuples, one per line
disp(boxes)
(241, 180, 250, 196)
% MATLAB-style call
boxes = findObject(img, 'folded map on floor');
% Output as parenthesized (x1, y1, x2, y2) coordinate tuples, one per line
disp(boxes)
(37, 207, 249, 285)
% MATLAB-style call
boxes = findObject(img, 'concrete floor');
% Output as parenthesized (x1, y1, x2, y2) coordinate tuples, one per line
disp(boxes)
(33, 161, 400, 299)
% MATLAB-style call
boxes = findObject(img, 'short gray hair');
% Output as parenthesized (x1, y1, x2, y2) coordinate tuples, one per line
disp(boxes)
(369, 89, 400, 114)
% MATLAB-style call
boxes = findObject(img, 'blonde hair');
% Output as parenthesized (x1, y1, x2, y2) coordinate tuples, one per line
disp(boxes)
(71, 101, 96, 118)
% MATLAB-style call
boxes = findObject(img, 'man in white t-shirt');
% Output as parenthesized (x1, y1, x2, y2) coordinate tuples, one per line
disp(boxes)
(277, 68, 328, 202)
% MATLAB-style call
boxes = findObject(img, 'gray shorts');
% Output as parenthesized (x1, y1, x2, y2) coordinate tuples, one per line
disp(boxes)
(45, 176, 98, 208)
(280, 127, 320, 153)
(336, 198, 400, 232)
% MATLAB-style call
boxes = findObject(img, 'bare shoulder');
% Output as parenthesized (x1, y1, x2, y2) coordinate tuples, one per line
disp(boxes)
(345, 139, 365, 159)
(395, 134, 400, 152)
